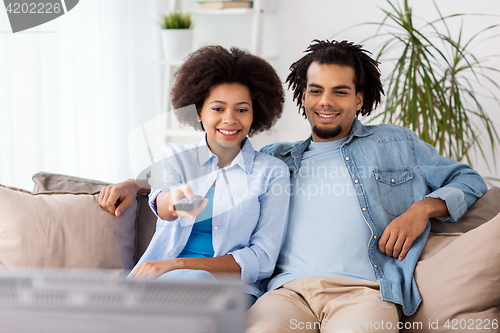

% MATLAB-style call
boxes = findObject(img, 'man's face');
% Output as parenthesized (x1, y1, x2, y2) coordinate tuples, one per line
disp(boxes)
(302, 62, 364, 142)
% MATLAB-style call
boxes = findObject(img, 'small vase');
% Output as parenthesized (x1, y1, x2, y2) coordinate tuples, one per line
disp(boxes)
(161, 28, 193, 61)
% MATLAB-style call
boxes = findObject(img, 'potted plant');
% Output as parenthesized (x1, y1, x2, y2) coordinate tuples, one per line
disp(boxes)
(360, 0, 500, 180)
(159, 10, 193, 61)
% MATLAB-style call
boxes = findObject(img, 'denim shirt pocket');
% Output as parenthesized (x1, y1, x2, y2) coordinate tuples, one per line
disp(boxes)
(374, 168, 414, 217)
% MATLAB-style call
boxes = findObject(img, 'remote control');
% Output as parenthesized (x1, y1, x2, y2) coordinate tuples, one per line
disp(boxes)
(174, 195, 203, 211)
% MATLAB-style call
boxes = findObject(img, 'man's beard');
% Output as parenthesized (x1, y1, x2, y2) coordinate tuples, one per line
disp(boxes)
(312, 125, 343, 140)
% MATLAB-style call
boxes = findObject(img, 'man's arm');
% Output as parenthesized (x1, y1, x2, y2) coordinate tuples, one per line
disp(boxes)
(379, 197, 448, 260)
(379, 130, 487, 260)
(98, 179, 150, 217)
(412, 131, 488, 222)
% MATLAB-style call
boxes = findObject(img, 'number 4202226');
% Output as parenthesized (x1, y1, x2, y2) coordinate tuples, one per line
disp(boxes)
(6, 3, 62, 14)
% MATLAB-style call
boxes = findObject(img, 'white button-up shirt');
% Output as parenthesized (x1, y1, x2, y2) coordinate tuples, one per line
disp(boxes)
(134, 136, 290, 297)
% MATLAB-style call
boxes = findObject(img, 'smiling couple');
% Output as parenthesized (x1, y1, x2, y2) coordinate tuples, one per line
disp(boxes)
(99, 40, 487, 333)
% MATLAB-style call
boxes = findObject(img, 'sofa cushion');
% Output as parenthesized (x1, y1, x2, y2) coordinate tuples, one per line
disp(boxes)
(32, 172, 157, 261)
(402, 212, 500, 332)
(0, 184, 137, 270)
(136, 194, 158, 260)
(32, 171, 111, 193)
(430, 187, 500, 233)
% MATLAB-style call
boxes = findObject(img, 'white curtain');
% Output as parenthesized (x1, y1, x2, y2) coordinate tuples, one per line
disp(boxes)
(0, 0, 164, 190)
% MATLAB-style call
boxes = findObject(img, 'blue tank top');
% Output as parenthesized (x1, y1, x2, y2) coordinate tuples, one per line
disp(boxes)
(177, 186, 215, 258)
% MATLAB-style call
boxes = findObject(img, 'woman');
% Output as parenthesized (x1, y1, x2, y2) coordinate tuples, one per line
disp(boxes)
(128, 45, 290, 301)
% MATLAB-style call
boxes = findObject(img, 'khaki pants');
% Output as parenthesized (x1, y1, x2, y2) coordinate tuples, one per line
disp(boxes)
(246, 276, 400, 333)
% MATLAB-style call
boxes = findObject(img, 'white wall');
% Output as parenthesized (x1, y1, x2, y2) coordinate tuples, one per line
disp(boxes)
(1, 0, 499, 189)
(0, 1, 164, 190)
(244, 0, 500, 183)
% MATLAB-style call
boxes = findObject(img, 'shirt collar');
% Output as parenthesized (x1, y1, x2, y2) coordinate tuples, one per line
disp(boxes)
(345, 118, 372, 142)
(197, 135, 255, 174)
(281, 136, 312, 158)
(232, 137, 255, 174)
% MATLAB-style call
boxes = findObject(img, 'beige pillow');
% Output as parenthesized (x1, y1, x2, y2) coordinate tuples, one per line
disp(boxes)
(32, 171, 111, 193)
(0, 184, 137, 270)
(430, 187, 500, 233)
(31, 172, 157, 261)
(402, 212, 500, 332)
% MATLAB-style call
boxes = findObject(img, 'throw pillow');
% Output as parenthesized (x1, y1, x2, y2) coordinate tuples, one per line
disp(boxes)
(402, 212, 500, 332)
(31, 172, 157, 261)
(32, 171, 111, 193)
(0, 184, 137, 270)
(430, 187, 500, 233)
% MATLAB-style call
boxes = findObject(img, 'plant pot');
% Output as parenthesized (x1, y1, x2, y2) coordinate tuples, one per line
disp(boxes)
(161, 28, 193, 61)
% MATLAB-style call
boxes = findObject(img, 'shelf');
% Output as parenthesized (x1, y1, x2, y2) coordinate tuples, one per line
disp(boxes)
(194, 8, 255, 15)
(158, 0, 271, 143)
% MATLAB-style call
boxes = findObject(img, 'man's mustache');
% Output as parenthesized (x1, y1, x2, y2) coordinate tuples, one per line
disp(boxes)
(311, 107, 343, 113)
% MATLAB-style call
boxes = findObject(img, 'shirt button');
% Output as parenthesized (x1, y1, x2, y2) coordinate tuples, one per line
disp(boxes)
(345, 157, 350, 161)
(219, 174, 223, 178)
(373, 235, 377, 239)
(217, 195, 222, 199)
(354, 179, 359, 184)
(362, 207, 367, 212)
(390, 178, 395, 183)
(213, 226, 219, 230)
(374, 264, 378, 268)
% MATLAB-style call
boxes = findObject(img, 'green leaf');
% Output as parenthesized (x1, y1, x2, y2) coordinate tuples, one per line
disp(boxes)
(363, 0, 500, 170)
(160, 10, 192, 29)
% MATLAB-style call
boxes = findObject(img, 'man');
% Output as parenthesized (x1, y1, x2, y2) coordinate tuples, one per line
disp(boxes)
(99, 40, 487, 332)
(245, 39, 486, 332)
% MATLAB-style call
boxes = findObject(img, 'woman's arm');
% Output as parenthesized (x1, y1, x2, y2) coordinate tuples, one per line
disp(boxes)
(229, 161, 291, 284)
(129, 255, 241, 279)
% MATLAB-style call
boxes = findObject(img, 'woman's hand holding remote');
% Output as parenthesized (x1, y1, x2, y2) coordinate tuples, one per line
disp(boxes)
(157, 184, 208, 221)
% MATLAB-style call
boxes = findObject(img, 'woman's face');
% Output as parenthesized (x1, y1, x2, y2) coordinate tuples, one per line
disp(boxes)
(199, 83, 253, 148)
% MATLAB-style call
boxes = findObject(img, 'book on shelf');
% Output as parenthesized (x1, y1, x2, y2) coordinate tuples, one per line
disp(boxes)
(198, 1, 253, 9)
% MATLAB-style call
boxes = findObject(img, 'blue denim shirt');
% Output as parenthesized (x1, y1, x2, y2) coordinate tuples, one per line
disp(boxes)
(134, 136, 290, 297)
(260, 118, 487, 315)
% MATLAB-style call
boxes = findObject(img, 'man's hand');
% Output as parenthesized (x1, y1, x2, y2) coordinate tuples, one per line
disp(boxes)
(379, 198, 448, 260)
(129, 259, 181, 279)
(98, 179, 142, 217)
